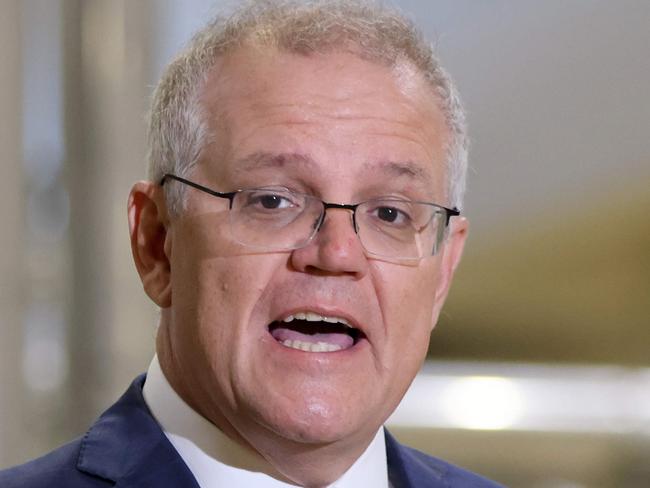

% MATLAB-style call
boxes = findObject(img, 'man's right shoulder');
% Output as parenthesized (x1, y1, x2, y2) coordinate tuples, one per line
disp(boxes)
(0, 439, 111, 488)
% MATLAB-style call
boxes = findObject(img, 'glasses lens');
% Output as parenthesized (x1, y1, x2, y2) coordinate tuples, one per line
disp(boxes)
(355, 199, 443, 260)
(229, 188, 322, 250)
(227, 187, 447, 260)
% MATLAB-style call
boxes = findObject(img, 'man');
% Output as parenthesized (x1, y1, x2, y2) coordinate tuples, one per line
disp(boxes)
(1, 1, 502, 487)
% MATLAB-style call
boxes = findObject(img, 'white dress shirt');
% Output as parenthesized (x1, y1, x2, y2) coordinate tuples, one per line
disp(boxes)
(143, 356, 390, 488)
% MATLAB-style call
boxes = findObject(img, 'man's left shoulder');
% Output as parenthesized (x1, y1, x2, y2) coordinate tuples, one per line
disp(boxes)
(385, 430, 505, 488)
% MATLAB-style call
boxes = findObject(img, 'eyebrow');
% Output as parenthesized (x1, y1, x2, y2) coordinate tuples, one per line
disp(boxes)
(368, 160, 433, 184)
(233, 151, 434, 188)
(233, 152, 316, 172)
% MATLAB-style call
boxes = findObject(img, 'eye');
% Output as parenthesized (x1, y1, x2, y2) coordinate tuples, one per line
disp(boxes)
(376, 206, 402, 223)
(241, 189, 300, 212)
(257, 193, 291, 209)
(370, 203, 412, 226)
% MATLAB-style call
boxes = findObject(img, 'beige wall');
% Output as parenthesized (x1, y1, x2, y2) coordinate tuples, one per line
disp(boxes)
(62, 0, 156, 423)
(0, 0, 156, 467)
(0, 0, 26, 465)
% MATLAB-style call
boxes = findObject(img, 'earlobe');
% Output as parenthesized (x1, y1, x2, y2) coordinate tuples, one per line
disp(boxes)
(128, 181, 172, 308)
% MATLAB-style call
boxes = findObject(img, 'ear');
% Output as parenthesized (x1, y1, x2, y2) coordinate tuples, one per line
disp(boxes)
(128, 181, 172, 308)
(431, 216, 468, 323)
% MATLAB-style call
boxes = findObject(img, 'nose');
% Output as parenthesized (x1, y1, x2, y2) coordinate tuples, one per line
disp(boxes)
(290, 206, 368, 277)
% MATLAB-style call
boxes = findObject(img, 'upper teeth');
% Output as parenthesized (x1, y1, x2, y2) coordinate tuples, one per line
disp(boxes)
(282, 311, 351, 327)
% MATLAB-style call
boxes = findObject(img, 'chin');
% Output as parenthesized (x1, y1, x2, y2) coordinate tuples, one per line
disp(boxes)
(274, 419, 358, 446)
(259, 396, 371, 445)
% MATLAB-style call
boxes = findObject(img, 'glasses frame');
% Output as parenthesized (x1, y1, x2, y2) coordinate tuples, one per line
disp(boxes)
(160, 173, 460, 259)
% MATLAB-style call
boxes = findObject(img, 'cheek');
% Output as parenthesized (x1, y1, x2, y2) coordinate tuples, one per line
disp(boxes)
(373, 261, 442, 348)
(169, 218, 284, 355)
(189, 255, 279, 341)
(170, 250, 288, 403)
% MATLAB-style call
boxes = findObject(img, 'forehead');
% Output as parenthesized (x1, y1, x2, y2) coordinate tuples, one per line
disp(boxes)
(199, 47, 449, 197)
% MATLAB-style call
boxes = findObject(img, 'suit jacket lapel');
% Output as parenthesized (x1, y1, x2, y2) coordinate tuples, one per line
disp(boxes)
(76, 375, 200, 488)
(385, 429, 449, 488)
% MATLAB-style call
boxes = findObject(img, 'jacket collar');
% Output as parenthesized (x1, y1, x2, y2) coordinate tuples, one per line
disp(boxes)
(385, 429, 448, 488)
(76, 375, 199, 488)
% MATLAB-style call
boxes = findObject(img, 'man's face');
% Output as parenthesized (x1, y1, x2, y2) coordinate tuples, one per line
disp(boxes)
(160, 47, 466, 450)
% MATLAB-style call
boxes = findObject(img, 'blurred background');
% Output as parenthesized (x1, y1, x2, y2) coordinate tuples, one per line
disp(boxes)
(1, 1, 648, 486)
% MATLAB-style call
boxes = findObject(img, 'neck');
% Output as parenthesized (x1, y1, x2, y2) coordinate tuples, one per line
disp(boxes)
(242, 429, 374, 488)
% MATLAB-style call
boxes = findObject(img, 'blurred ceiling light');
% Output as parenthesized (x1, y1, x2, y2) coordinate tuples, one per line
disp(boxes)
(440, 376, 523, 430)
(22, 302, 68, 393)
(388, 361, 650, 434)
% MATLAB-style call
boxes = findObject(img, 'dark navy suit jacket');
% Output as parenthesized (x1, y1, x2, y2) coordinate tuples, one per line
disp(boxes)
(0, 376, 503, 487)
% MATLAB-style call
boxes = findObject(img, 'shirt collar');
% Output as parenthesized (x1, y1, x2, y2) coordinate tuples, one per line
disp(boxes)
(143, 355, 389, 488)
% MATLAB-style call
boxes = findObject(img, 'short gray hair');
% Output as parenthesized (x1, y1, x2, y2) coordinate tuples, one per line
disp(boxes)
(147, 0, 468, 213)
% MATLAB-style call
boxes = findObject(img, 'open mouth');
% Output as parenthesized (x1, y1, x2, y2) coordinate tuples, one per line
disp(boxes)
(269, 311, 364, 353)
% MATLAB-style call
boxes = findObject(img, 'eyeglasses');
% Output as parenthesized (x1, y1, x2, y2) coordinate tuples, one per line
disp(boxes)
(161, 174, 459, 262)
